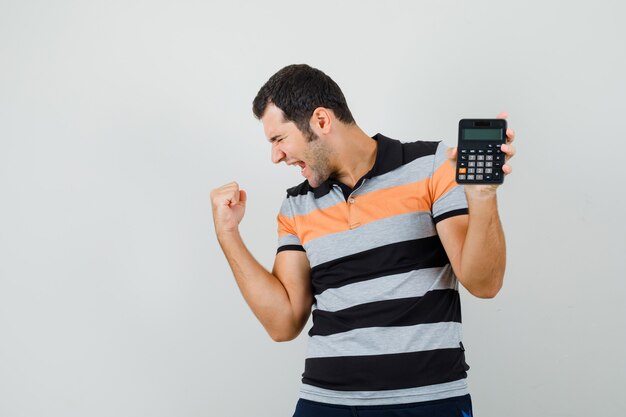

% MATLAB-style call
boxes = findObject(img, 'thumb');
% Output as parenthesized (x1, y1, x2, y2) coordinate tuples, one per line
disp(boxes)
(446, 146, 457, 167)
(446, 146, 457, 160)
(238, 189, 247, 205)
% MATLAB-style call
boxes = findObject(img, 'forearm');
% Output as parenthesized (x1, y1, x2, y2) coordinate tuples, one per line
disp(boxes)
(216, 229, 301, 340)
(459, 191, 506, 298)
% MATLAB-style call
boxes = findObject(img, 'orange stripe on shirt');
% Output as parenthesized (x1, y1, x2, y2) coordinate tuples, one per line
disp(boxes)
(290, 178, 433, 245)
(430, 160, 458, 203)
(277, 213, 298, 239)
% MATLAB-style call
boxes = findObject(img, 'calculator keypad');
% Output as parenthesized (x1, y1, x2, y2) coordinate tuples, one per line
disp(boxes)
(457, 147, 504, 183)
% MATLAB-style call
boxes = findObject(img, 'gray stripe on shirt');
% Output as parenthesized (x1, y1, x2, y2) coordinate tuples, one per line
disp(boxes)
(315, 265, 456, 313)
(306, 321, 463, 359)
(432, 185, 468, 219)
(278, 234, 302, 248)
(299, 379, 469, 406)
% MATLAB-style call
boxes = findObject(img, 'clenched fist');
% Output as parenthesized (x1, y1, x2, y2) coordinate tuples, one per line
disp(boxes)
(210, 181, 247, 234)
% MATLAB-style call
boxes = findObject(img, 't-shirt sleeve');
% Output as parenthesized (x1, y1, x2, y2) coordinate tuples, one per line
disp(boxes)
(429, 142, 469, 224)
(276, 196, 305, 254)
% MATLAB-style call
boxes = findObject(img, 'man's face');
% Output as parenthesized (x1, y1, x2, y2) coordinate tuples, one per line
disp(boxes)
(261, 104, 333, 188)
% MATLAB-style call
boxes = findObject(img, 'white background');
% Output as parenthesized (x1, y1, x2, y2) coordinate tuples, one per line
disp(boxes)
(1, 1, 625, 416)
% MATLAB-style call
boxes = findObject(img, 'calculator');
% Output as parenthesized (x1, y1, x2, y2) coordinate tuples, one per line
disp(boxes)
(456, 119, 507, 184)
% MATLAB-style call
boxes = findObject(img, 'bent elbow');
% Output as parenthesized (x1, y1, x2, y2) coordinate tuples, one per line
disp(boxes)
(266, 311, 310, 342)
(473, 289, 499, 299)
(268, 328, 300, 343)
(461, 271, 504, 299)
(470, 283, 502, 299)
(270, 333, 294, 343)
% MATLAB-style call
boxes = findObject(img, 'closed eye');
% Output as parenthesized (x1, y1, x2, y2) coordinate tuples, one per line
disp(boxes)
(269, 135, 284, 144)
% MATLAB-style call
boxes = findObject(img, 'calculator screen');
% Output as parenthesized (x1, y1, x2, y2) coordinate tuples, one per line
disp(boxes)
(463, 128, 502, 141)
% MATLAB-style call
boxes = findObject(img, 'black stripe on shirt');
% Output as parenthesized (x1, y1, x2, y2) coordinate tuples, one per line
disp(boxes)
(309, 289, 460, 337)
(310, 236, 450, 295)
(401, 139, 440, 167)
(433, 208, 469, 224)
(302, 346, 469, 392)
(277, 244, 306, 254)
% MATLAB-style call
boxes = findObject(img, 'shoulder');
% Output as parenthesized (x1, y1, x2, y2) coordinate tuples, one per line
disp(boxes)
(375, 133, 441, 165)
(400, 139, 441, 164)
(286, 179, 312, 198)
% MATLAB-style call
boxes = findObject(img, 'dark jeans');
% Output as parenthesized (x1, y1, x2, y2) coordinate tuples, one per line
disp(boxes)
(292, 394, 473, 417)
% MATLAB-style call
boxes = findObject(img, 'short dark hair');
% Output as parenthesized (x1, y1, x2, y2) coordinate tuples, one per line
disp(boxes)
(252, 64, 356, 137)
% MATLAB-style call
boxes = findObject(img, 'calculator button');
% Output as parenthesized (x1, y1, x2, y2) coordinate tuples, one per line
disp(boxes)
(459, 162, 467, 168)
(468, 161, 476, 167)
(485, 175, 492, 180)
(468, 155, 476, 161)
(458, 168, 467, 174)
(468, 168, 475, 174)
(469, 149, 476, 154)
(476, 168, 484, 174)
(478, 149, 485, 154)
(485, 168, 492, 174)
(460, 155, 468, 161)
(486, 155, 493, 161)
(467, 175, 475, 180)
(458, 175, 466, 180)
(461, 149, 468, 154)
(476, 175, 483, 180)
(477, 161, 484, 167)
(486, 162, 493, 168)
(477, 155, 485, 161)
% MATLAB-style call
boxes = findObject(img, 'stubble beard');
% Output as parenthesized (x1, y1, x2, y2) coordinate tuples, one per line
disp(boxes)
(303, 132, 333, 188)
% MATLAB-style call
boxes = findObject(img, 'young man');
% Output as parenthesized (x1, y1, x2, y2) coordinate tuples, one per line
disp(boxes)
(211, 64, 516, 417)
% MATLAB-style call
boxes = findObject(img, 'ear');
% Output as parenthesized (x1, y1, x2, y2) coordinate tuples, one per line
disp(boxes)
(310, 107, 332, 134)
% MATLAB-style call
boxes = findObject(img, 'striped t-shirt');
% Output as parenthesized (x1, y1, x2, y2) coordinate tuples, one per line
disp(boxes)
(276, 133, 470, 406)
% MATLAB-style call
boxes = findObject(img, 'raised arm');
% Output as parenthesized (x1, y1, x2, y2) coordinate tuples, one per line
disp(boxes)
(211, 182, 313, 341)
(436, 114, 516, 298)
(436, 197, 505, 298)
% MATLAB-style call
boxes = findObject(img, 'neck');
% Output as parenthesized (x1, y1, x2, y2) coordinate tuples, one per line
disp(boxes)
(329, 124, 377, 189)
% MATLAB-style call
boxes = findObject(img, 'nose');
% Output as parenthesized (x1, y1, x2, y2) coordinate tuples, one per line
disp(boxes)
(271, 143, 286, 164)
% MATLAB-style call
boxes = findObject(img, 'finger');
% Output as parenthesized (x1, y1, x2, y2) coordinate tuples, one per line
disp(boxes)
(227, 186, 241, 207)
(239, 189, 247, 205)
(445, 147, 458, 168)
(227, 194, 239, 207)
(506, 128, 515, 144)
(501, 143, 516, 160)
(496, 111, 508, 120)
(502, 164, 513, 175)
